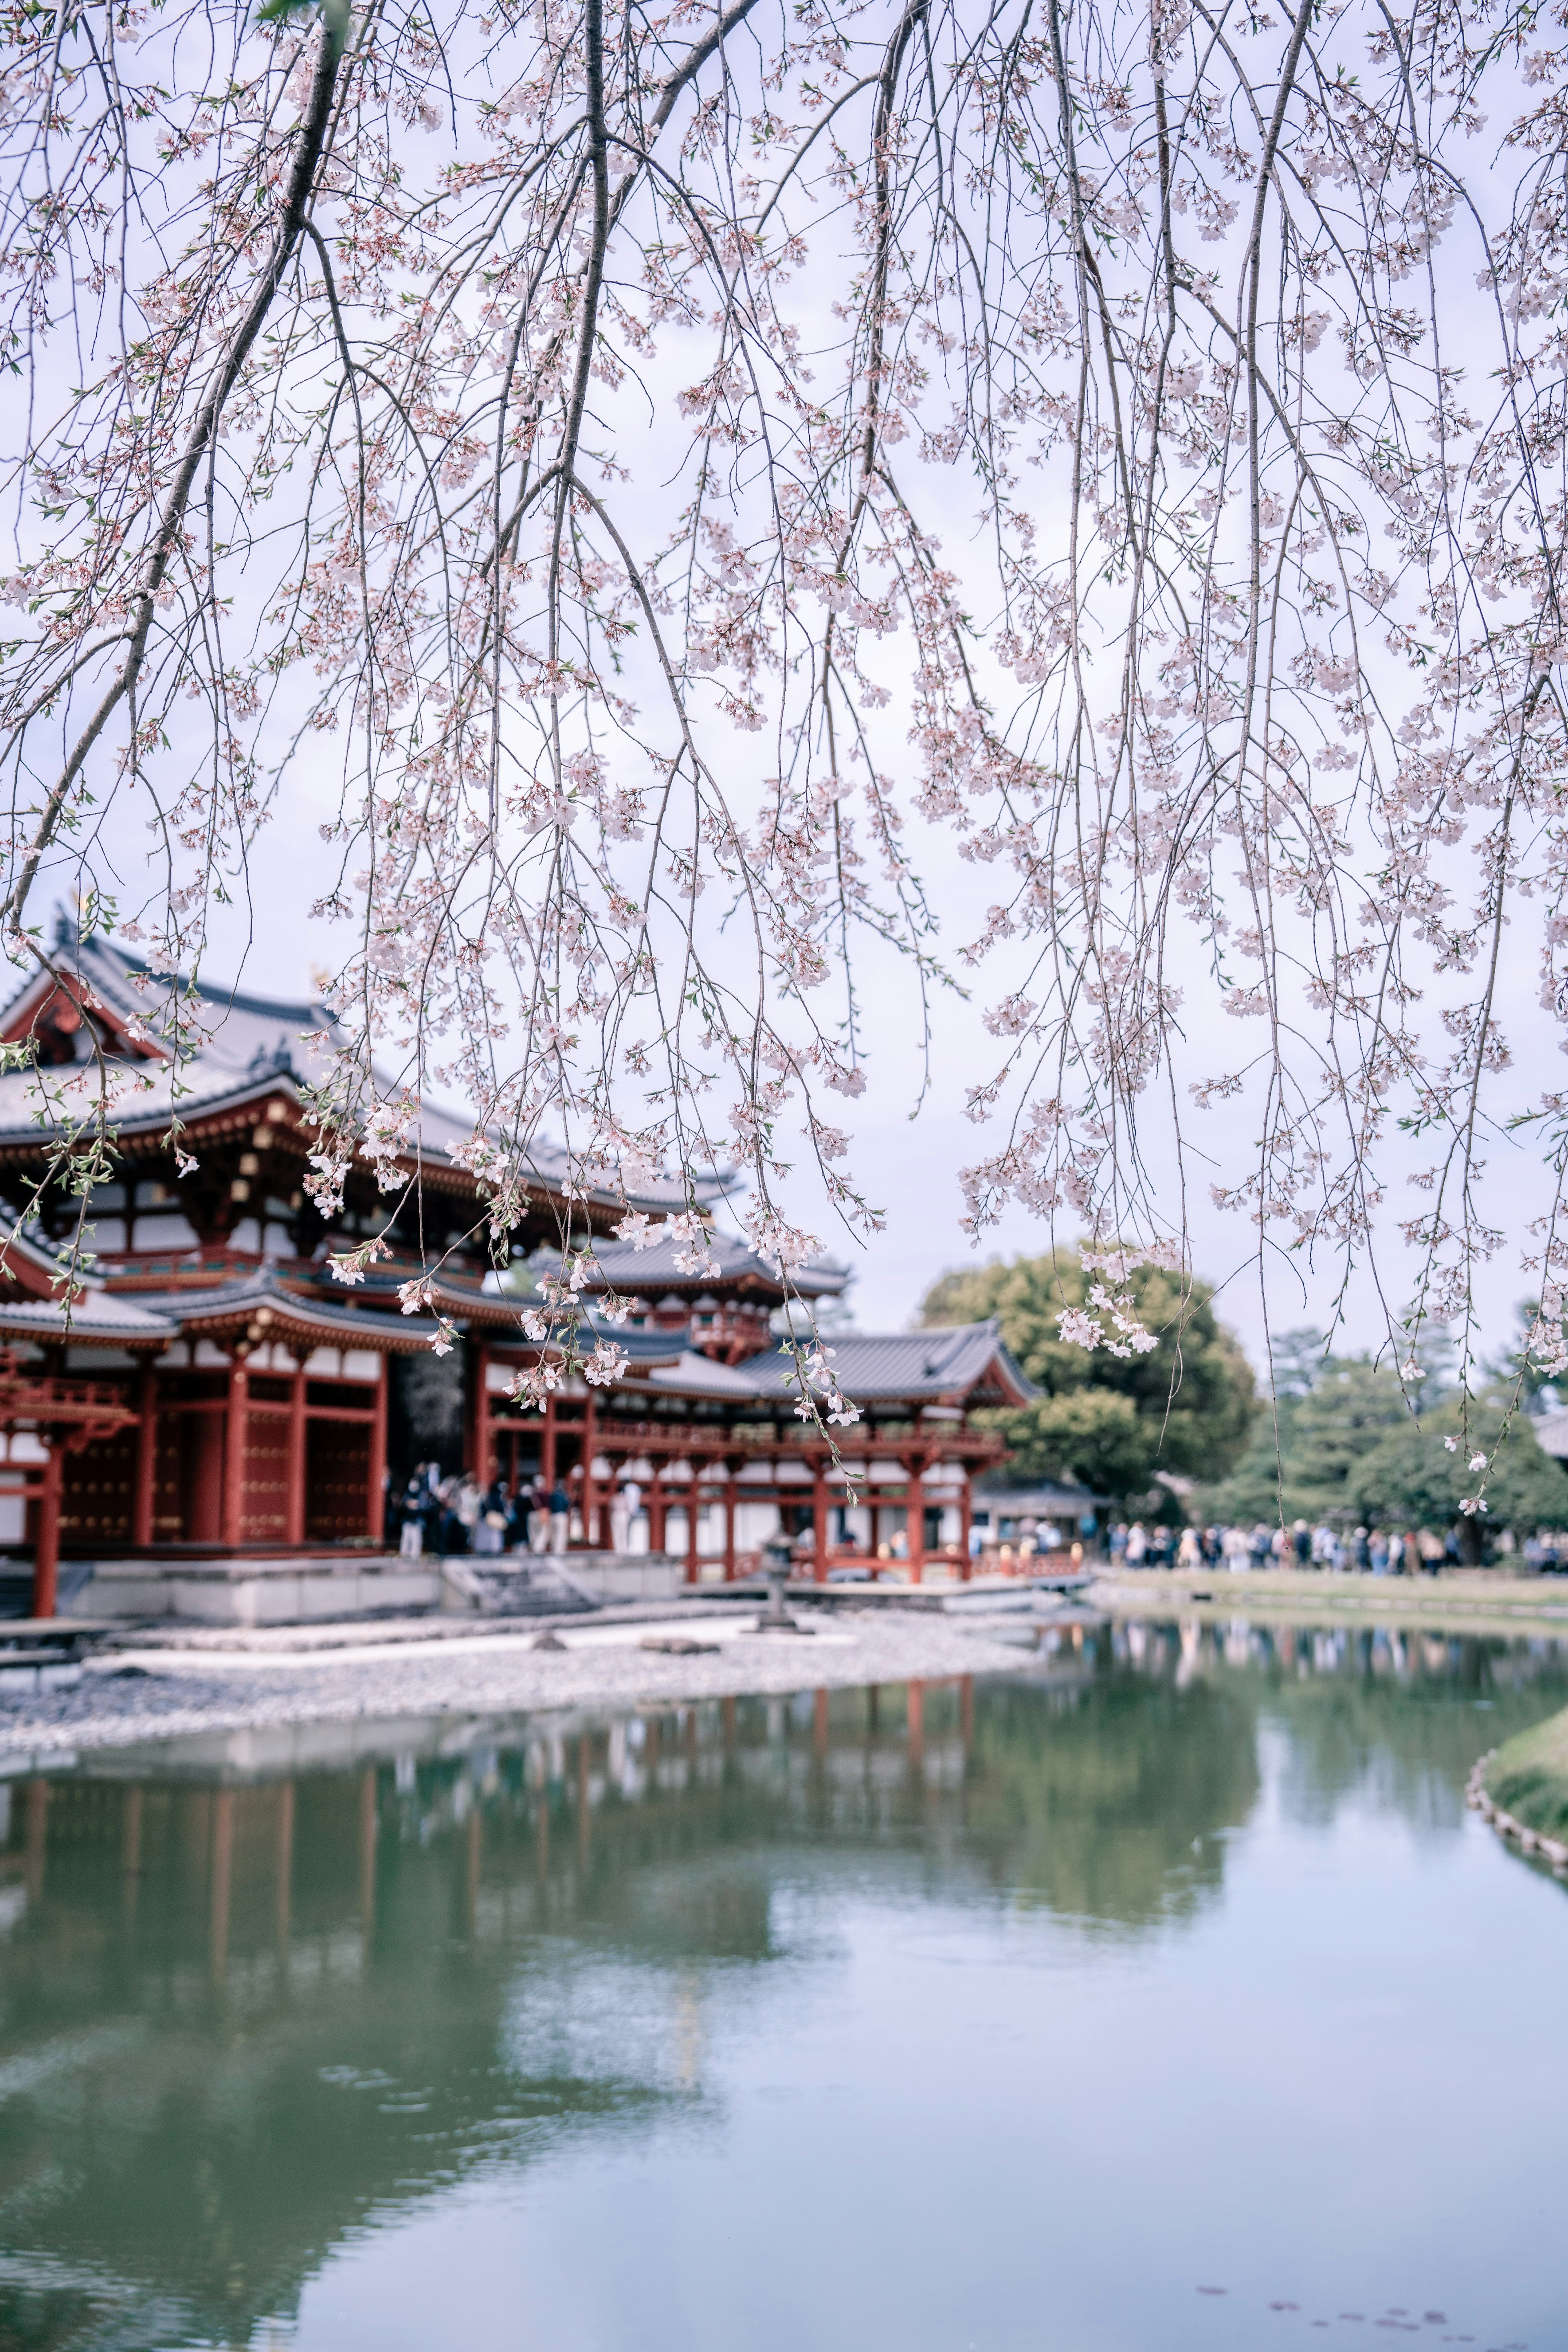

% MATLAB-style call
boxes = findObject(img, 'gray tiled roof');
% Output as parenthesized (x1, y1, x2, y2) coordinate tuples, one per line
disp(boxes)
(0, 1210, 176, 1344)
(0, 1288, 176, 1344)
(1532, 1404, 1568, 1459)
(643, 1350, 777, 1399)
(971, 1476, 1105, 1509)
(0, 928, 722, 1216)
(586, 1232, 846, 1298)
(731, 1321, 1036, 1406)
(131, 1268, 442, 1350)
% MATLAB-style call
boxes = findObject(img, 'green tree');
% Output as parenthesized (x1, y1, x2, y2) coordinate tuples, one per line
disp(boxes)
(1282, 1358, 1415, 1516)
(1192, 1325, 1334, 1524)
(1194, 1341, 1465, 1529)
(991, 1390, 1160, 1497)
(919, 1250, 1256, 1498)
(1350, 1394, 1568, 1543)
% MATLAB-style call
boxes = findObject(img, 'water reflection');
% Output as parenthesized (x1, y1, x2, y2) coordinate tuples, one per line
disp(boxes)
(0, 1622, 1563, 2352)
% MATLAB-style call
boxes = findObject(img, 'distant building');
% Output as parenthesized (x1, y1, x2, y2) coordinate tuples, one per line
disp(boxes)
(0, 926, 1034, 1608)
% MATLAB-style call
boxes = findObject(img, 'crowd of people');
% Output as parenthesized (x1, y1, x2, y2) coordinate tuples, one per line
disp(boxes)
(391, 1466, 646, 1560)
(1105, 1518, 1568, 1573)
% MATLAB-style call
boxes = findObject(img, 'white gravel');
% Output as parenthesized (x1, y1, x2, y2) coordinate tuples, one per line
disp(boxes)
(0, 1610, 1049, 1762)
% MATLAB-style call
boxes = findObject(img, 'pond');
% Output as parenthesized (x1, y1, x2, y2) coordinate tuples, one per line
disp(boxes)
(0, 1617, 1566, 2352)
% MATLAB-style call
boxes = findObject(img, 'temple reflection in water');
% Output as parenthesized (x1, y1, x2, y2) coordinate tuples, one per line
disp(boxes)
(0, 1619, 1565, 2351)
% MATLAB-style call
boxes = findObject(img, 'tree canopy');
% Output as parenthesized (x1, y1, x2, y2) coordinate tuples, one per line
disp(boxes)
(10, 0, 1568, 1430)
(1193, 1330, 1568, 1535)
(919, 1251, 1255, 1499)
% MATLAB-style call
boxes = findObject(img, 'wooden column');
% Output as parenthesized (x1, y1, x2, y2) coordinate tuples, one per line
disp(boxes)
(286, 1354, 307, 1546)
(812, 1460, 829, 1583)
(367, 1352, 388, 1542)
(31, 1444, 62, 1619)
(541, 1393, 557, 1489)
(723, 1470, 737, 1583)
(131, 1360, 158, 1548)
(648, 1475, 667, 1554)
(904, 1457, 925, 1585)
(959, 1470, 973, 1582)
(581, 1421, 597, 1552)
(477, 1342, 492, 1483)
(220, 1353, 249, 1549)
(465, 1339, 488, 1480)
(685, 1462, 701, 1585)
(581, 1394, 598, 1550)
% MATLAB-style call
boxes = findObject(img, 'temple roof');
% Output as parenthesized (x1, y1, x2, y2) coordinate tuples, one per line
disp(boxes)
(0, 1211, 175, 1347)
(489, 1317, 1035, 1409)
(131, 1267, 443, 1353)
(586, 1232, 847, 1302)
(731, 1321, 1035, 1407)
(0, 925, 719, 1221)
(642, 1350, 777, 1399)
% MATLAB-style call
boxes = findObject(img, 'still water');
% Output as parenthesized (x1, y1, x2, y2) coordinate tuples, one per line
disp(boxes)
(1, 1618, 1566, 2352)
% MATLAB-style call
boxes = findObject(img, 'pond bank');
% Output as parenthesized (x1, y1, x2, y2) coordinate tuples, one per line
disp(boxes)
(1089, 1565, 1568, 1639)
(1475, 1704, 1568, 1862)
(0, 1606, 1038, 1765)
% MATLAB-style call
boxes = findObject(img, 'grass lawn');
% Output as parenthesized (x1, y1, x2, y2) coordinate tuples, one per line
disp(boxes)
(1089, 1565, 1568, 1638)
(1484, 1706, 1568, 1839)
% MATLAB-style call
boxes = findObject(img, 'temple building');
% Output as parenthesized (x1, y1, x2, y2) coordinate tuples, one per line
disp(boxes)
(0, 927, 1034, 1612)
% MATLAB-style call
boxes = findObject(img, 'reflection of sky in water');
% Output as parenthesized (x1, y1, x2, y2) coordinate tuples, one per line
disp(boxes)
(0, 1628, 1563, 2351)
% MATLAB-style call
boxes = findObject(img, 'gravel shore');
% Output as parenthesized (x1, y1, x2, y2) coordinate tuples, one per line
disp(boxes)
(0, 1609, 1046, 1763)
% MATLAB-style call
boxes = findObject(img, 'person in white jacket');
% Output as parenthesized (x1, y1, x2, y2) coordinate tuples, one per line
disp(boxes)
(610, 1476, 642, 1555)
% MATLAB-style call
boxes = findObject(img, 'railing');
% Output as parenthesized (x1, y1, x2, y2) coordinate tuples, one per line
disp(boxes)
(589, 1415, 1007, 1460)
(0, 1368, 140, 1427)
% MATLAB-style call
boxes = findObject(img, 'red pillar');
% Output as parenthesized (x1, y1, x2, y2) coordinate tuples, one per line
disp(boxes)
(581, 1392, 597, 1543)
(959, 1470, 973, 1582)
(904, 1457, 925, 1585)
(812, 1460, 829, 1583)
(648, 1474, 667, 1554)
(30, 1444, 62, 1619)
(723, 1471, 737, 1582)
(581, 1390, 597, 1548)
(465, 1340, 487, 1479)
(367, 1352, 388, 1541)
(286, 1355, 307, 1546)
(685, 1462, 701, 1585)
(541, 1393, 557, 1489)
(131, 1360, 158, 1548)
(220, 1354, 249, 1548)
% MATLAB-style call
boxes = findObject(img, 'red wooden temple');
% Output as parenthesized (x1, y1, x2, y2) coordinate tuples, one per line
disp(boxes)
(0, 926, 1033, 1610)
